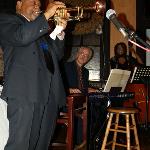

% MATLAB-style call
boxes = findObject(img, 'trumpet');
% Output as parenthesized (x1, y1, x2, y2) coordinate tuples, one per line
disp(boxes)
(49, 0, 106, 22)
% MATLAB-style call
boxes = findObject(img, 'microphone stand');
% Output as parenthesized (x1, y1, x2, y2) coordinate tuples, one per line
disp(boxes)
(127, 29, 150, 129)
(126, 29, 150, 49)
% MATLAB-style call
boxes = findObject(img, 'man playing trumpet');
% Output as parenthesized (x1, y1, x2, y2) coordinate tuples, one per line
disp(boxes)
(0, 0, 69, 150)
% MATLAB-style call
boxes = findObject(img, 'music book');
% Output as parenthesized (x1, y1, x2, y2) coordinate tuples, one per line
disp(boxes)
(103, 69, 131, 92)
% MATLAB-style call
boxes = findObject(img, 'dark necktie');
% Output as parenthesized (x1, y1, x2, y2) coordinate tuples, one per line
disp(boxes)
(39, 37, 54, 74)
(78, 67, 84, 91)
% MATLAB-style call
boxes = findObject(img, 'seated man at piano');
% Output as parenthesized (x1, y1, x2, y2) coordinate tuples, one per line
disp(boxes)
(61, 46, 97, 146)
(62, 46, 97, 94)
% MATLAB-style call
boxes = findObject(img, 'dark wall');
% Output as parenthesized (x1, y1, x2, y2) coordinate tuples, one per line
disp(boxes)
(136, 0, 150, 65)
(0, 0, 16, 12)
(144, 0, 150, 19)
(0, 0, 46, 12)
(100, 0, 110, 80)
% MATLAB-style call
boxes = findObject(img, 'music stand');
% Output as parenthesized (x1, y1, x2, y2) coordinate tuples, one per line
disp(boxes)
(130, 66, 150, 129)
(103, 69, 131, 92)
(103, 69, 131, 107)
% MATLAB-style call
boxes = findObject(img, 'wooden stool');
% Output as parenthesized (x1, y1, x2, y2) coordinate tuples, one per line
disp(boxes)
(101, 107, 140, 150)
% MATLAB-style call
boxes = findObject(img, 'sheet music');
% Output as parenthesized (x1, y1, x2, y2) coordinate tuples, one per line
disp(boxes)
(103, 69, 131, 92)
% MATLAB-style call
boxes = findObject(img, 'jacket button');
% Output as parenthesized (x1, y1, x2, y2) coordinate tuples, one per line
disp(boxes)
(33, 51, 36, 54)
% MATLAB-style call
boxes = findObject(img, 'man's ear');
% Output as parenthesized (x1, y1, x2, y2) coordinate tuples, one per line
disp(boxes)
(16, 1, 22, 11)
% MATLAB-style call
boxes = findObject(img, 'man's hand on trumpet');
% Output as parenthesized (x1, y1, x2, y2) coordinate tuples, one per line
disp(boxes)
(44, 1, 70, 40)
(48, 7, 70, 40)
(49, 16, 68, 40)
(44, 1, 66, 21)
(55, 9, 70, 27)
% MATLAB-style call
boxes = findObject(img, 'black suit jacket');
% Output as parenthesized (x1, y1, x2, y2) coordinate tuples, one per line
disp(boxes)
(0, 13, 66, 106)
(63, 60, 89, 93)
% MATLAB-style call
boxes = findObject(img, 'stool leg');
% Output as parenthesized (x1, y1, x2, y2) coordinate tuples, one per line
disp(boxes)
(112, 113, 119, 150)
(126, 114, 131, 150)
(101, 113, 113, 150)
(131, 114, 140, 150)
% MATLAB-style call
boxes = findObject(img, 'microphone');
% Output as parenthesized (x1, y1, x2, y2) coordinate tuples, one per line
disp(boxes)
(106, 9, 129, 38)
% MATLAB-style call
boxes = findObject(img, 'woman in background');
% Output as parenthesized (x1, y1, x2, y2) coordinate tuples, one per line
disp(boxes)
(110, 42, 143, 71)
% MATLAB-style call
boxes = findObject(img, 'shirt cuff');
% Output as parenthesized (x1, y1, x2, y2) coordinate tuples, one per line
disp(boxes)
(50, 25, 64, 40)
(57, 31, 65, 40)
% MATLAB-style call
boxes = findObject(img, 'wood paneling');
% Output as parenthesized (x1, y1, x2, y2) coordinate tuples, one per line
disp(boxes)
(110, 0, 136, 58)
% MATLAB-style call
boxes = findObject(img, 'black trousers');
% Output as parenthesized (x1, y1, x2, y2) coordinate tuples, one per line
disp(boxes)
(4, 96, 58, 150)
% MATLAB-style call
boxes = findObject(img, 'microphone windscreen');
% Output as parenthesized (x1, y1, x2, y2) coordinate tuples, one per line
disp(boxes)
(106, 9, 116, 19)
